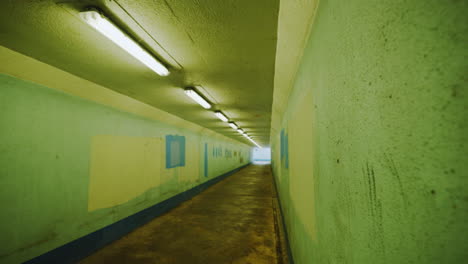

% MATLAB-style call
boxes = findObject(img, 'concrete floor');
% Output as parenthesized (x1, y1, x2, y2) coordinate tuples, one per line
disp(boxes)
(79, 165, 289, 264)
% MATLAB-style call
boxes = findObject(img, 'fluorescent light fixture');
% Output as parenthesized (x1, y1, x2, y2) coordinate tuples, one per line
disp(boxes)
(184, 88, 212, 109)
(214, 111, 228, 122)
(237, 129, 244, 134)
(246, 137, 261, 148)
(228, 122, 238, 130)
(80, 8, 169, 76)
(241, 132, 260, 147)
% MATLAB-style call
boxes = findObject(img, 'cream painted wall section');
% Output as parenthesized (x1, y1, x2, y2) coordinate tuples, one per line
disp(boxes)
(178, 137, 201, 186)
(88, 135, 162, 211)
(0, 45, 247, 147)
(270, 0, 318, 136)
(288, 89, 316, 240)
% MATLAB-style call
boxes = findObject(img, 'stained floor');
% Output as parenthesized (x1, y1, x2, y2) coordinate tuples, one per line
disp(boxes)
(79, 165, 289, 264)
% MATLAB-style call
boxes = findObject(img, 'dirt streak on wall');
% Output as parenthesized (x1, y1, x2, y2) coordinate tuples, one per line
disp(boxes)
(271, 0, 468, 263)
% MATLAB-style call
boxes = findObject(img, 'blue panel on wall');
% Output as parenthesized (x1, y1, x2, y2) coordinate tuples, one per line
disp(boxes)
(280, 129, 289, 169)
(280, 129, 285, 158)
(204, 143, 208, 177)
(212, 146, 224, 158)
(285, 134, 289, 169)
(165, 135, 186, 168)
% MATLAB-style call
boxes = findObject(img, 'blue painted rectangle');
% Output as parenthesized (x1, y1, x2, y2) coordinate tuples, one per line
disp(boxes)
(204, 143, 208, 177)
(280, 129, 289, 169)
(165, 135, 185, 168)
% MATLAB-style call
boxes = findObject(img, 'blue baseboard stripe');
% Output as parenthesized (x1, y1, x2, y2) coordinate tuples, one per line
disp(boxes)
(271, 168, 295, 264)
(23, 163, 251, 264)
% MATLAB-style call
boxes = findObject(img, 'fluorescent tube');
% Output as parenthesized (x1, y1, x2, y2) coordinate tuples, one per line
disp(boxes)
(184, 88, 212, 109)
(80, 9, 170, 76)
(228, 122, 238, 130)
(214, 111, 228, 122)
(241, 133, 260, 147)
(247, 137, 261, 148)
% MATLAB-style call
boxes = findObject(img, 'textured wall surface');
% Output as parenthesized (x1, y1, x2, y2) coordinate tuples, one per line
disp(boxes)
(270, 0, 317, 137)
(271, 0, 468, 263)
(0, 63, 250, 263)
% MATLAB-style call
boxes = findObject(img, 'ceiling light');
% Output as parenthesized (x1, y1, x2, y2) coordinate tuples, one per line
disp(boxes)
(184, 88, 212, 109)
(237, 129, 244, 134)
(240, 133, 259, 147)
(214, 111, 228, 122)
(80, 8, 169, 76)
(228, 122, 238, 130)
(247, 137, 261, 148)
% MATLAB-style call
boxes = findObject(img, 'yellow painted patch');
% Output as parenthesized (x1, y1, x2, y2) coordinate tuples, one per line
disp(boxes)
(88, 135, 162, 211)
(288, 89, 317, 240)
(179, 139, 200, 185)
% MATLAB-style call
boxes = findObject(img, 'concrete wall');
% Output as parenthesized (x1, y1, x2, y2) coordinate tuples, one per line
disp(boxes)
(0, 46, 250, 264)
(271, 0, 467, 263)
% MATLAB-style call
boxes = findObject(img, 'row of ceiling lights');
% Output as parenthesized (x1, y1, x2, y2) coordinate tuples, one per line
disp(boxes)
(184, 88, 261, 148)
(79, 7, 261, 148)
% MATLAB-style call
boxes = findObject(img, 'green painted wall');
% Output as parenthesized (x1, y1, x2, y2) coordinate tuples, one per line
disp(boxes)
(0, 74, 250, 264)
(271, 0, 467, 263)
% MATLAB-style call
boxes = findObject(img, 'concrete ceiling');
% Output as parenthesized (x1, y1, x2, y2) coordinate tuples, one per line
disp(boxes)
(0, 0, 279, 146)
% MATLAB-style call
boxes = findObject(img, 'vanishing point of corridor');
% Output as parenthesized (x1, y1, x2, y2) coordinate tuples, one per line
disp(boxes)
(79, 165, 287, 264)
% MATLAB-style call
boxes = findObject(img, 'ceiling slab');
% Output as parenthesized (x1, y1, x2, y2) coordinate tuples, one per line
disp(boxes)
(0, 0, 279, 146)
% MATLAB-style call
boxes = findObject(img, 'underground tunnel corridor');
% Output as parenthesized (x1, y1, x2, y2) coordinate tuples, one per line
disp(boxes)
(1, 0, 467, 264)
